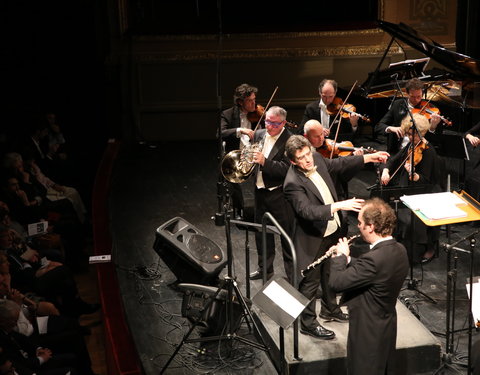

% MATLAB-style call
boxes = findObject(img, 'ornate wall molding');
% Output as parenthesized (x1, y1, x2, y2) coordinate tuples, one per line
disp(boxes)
(133, 28, 383, 42)
(133, 44, 395, 62)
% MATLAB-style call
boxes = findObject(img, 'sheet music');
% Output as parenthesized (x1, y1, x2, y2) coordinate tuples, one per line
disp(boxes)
(466, 279, 480, 328)
(400, 192, 467, 220)
(262, 280, 305, 319)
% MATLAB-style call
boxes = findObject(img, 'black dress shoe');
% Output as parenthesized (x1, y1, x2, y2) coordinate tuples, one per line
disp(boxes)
(249, 270, 273, 280)
(421, 255, 434, 264)
(300, 325, 335, 340)
(319, 311, 349, 323)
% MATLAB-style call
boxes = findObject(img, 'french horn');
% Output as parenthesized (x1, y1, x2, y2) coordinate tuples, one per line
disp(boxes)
(221, 140, 263, 184)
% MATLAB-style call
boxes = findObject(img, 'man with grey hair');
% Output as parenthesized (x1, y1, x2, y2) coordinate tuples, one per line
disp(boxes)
(0, 299, 76, 375)
(249, 106, 294, 282)
(283, 135, 388, 339)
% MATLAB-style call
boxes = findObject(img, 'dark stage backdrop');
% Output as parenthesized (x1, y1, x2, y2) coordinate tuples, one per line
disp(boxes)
(126, 0, 379, 35)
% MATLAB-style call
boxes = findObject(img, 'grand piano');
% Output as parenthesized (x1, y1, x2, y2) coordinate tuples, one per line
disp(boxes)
(350, 20, 480, 134)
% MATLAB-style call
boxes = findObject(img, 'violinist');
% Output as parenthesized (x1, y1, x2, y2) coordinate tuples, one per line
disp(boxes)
(464, 121, 480, 211)
(375, 78, 441, 156)
(465, 120, 480, 148)
(219, 83, 261, 219)
(220, 83, 260, 153)
(380, 113, 443, 263)
(300, 79, 359, 141)
(304, 119, 363, 201)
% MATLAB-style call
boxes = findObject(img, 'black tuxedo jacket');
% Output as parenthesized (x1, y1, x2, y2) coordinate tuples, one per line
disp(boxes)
(283, 152, 364, 273)
(329, 238, 409, 375)
(219, 106, 241, 153)
(253, 128, 291, 189)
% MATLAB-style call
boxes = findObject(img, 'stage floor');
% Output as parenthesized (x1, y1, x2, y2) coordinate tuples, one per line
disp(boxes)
(108, 136, 480, 374)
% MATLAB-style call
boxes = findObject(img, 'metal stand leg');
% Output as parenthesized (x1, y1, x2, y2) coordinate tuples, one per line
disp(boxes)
(402, 210, 436, 303)
(433, 227, 480, 373)
(160, 206, 276, 374)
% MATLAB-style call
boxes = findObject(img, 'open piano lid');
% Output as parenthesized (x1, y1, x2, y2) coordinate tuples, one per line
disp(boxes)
(358, 21, 480, 110)
(378, 20, 480, 80)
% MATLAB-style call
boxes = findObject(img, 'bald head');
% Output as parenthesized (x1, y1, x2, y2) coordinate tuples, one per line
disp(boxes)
(304, 120, 325, 148)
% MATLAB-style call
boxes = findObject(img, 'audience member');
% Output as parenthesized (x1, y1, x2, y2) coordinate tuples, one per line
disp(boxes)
(0, 228, 99, 318)
(0, 299, 78, 375)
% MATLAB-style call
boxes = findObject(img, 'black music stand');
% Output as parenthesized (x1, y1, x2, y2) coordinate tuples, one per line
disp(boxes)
(401, 191, 480, 375)
(427, 131, 470, 190)
(230, 219, 279, 300)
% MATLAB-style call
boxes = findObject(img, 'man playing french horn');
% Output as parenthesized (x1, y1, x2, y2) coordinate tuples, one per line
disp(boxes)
(283, 135, 389, 340)
(249, 106, 295, 282)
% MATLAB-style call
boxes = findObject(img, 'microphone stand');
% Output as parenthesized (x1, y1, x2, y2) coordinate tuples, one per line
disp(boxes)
(214, 0, 228, 227)
(392, 75, 436, 304)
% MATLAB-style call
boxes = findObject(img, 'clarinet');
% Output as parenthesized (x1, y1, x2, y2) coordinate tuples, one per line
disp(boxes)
(301, 234, 360, 277)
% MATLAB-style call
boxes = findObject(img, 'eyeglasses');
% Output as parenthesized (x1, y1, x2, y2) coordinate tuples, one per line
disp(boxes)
(265, 120, 284, 127)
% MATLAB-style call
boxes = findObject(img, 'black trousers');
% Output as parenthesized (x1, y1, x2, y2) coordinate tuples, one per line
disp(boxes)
(298, 231, 342, 330)
(254, 187, 294, 281)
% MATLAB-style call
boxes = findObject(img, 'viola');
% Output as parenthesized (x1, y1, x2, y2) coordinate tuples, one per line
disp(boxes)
(317, 139, 377, 158)
(326, 97, 370, 122)
(412, 100, 452, 126)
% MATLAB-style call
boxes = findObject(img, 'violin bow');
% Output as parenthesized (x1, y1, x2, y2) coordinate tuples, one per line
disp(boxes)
(254, 86, 279, 131)
(329, 80, 358, 159)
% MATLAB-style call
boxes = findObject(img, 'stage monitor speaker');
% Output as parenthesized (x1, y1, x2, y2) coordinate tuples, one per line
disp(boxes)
(153, 217, 227, 285)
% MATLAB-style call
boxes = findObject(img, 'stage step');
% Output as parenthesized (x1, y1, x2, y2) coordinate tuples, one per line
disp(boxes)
(253, 299, 441, 374)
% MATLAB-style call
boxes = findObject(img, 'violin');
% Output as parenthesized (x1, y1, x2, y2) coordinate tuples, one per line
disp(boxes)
(247, 104, 265, 123)
(412, 100, 452, 126)
(326, 97, 370, 122)
(385, 140, 429, 185)
(410, 140, 429, 166)
(317, 139, 377, 158)
(247, 103, 298, 129)
(326, 97, 344, 116)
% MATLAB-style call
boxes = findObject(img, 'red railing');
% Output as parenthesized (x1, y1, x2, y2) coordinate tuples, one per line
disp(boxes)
(92, 139, 142, 375)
